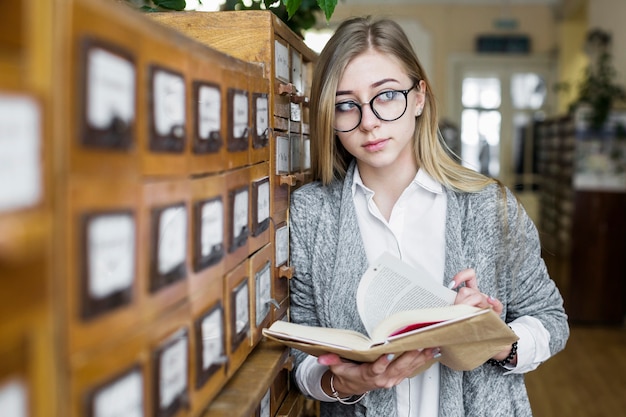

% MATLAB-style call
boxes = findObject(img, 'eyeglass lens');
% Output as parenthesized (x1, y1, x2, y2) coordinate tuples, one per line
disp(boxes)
(334, 87, 412, 132)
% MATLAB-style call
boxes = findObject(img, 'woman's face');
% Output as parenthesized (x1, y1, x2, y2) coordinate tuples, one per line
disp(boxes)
(334, 49, 425, 175)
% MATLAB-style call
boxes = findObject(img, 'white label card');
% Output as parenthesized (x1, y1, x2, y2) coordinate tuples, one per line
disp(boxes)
(198, 84, 221, 140)
(87, 47, 135, 130)
(200, 199, 223, 257)
(0, 94, 41, 212)
(303, 137, 311, 170)
(275, 225, 289, 267)
(93, 369, 143, 417)
(275, 136, 289, 174)
(256, 179, 270, 224)
(88, 213, 136, 299)
(290, 102, 301, 122)
(158, 206, 187, 275)
(153, 70, 186, 137)
(235, 282, 249, 334)
(260, 388, 271, 417)
(201, 308, 225, 370)
(255, 96, 269, 137)
(255, 262, 271, 325)
(291, 50, 302, 93)
(232, 91, 248, 139)
(0, 378, 28, 417)
(159, 332, 188, 409)
(233, 189, 249, 238)
(274, 41, 290, 83)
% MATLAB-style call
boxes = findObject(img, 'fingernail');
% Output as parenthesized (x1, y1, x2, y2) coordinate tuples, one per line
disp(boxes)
(386, 353, 395, 361)
(432, 348, 442, 359)
(447, 281, 456, 290)
(489, 295, 497, 301)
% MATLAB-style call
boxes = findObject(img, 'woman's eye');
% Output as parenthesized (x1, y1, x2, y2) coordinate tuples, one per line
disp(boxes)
(336, 101, 358, 113)
(376, 91, 399, 103)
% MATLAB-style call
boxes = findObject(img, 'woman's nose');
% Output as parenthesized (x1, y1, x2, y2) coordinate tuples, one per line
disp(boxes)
(359, 103, 380, 131)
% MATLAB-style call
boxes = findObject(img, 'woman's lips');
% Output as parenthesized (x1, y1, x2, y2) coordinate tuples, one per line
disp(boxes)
(362, 138, 388, 152)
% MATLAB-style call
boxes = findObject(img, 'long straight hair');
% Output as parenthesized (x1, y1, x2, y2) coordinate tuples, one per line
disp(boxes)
(310, 16, 497, 193)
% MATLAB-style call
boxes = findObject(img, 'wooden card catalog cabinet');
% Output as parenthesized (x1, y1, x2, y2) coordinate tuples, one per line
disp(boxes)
(69, 331, 147, 417)
(65, 177, 142, 354)
(68, 0, 144, 177)
(224, 260, 252, 378)
(141, 180, 190, 321)
(146, 9, 317, 218)
(189, 272, 227, 414)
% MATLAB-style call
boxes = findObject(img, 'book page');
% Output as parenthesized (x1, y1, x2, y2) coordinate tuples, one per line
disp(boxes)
(263, 320, 375, 351)
(357, 252, 457, 335)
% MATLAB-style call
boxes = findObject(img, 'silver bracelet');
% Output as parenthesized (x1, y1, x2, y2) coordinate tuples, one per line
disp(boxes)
(329, 373, 369, 405)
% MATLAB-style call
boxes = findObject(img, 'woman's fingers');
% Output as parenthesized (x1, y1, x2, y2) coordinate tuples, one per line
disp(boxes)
(448, 268, 477, 290)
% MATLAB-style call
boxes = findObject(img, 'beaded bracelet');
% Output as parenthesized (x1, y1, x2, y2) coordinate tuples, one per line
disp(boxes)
(329, 373, 369, 405)
(486, 340, 518, 367)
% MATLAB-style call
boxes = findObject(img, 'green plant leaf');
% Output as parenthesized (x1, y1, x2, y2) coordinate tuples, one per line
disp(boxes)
(153, 0, 186, 10)
(317, 0, 337, 21)
(283, 0, 303, 19)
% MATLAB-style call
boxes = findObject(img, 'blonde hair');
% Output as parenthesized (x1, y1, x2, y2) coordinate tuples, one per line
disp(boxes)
(310, 16, 497, 193)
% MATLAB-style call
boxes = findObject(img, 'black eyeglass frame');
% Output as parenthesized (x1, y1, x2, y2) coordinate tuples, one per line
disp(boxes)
(333, 84, 417, 133)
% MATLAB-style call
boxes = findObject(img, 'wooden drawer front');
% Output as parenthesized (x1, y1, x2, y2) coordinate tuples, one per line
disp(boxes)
(249, 163, 271, 254)
(141, 179, 190, 322)
(188, 45, 227, 175)
(223, 63, 253, 170)
(69, 331, 148, 417)
(249, 243, 274, 347)
(224, 260, 252, 378)
(135, 10, 200, 178)
(147, 302, 192, 417)
(65, 177, 142, 355)
(249, 73, 271, 165)
(224, 168, 252, 273)
(189, 276, 227, 415)
(189, 174, 227, 296)
(68, 1, 143, 178)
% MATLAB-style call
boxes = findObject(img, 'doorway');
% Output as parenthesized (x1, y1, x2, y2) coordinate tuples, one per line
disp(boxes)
(448, 54, 556, 221)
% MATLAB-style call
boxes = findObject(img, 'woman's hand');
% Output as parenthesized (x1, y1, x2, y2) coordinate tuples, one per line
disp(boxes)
(449, 269, 516, 364)
(317, 348, 440, 398)
(448, 268, 503, 315)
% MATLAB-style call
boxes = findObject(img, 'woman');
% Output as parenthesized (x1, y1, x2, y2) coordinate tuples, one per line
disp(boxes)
(289, 16, 569, 417)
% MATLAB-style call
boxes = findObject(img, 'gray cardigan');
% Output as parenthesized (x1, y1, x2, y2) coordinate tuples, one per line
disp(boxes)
(289, 163, 569, 417)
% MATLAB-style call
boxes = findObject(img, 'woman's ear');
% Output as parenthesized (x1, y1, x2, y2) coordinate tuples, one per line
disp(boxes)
(414, 80, 426, 117)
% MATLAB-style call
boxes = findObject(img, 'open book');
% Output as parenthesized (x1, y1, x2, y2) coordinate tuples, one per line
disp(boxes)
(262, 253, 518, 371)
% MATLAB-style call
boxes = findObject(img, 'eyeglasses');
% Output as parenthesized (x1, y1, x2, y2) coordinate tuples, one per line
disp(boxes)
(333, 85, 416, 133)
